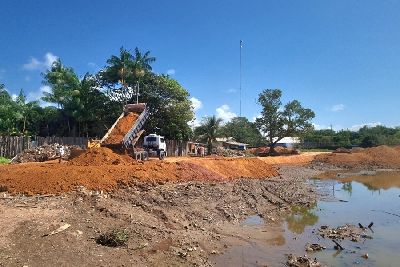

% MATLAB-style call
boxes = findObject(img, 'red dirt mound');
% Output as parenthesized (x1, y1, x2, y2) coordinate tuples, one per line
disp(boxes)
(314, 145, 400, 168)
(103, 112, 139, 145)
(69, 147, 134, 166)
(0, 157, 278, 195)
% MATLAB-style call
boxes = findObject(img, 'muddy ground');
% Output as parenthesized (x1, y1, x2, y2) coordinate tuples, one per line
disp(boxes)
(0, 166, 322, 267)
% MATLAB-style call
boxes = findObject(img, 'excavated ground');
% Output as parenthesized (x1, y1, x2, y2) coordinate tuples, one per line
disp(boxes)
(0, 148, 279, 195)
(2, 146, 399, 266)
(0, 165, 320, 267)
(313, 145, 400, 169)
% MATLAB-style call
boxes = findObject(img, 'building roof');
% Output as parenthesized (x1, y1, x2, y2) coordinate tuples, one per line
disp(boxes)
(273, 137, 301, 143)
(223, 141, 249, 146)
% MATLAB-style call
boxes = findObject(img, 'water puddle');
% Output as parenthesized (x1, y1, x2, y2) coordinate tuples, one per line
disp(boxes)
(241, 215, 264, 226)
(212, 171, 400, 267)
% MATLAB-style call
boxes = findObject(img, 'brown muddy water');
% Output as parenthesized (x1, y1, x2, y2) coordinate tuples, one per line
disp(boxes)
(211, 171, 400, 267)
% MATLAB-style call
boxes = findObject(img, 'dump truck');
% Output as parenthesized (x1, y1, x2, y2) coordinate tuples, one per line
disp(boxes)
(88, 103, 167, 160)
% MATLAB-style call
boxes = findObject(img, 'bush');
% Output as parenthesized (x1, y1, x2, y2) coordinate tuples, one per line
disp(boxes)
(0, 157, 10, 164)
(96, 229, 129, 247)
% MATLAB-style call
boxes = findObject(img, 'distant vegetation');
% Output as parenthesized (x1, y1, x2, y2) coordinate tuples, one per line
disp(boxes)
(0, 47, 193, 140)
(304, 125, 400, 149)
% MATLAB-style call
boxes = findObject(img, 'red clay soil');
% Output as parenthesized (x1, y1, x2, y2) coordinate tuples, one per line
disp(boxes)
(103, 112, 139, 145)
(69, 147, 134, 166)
(0, 149, 278, 195)
(314, 145, 400, 168)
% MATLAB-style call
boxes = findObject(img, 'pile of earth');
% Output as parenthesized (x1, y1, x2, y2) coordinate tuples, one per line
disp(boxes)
(313, 145, 400, 169)
(11, 143, 80, 164)
(215, 147, 253, 157)
(247, 146, 297, 156)
(103, 112, 139, 145)
(69, 147, 135, 166)
(0, 148, 279, 195)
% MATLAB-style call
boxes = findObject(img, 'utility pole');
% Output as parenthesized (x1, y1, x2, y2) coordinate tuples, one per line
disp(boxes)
(239, 40, 243, 117)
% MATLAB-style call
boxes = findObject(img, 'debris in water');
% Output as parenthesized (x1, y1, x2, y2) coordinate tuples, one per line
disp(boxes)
(286, 254, 323, 267)
(305, 243, 326, 252)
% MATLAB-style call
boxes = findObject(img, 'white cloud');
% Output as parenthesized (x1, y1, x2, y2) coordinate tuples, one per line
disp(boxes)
(27, 86, 52, 106)
(190, 97, 202, 111)
(330, 104, 345, 112)
(23, 52, 58, 70)
(166, 69, 176, 75)
(189, 117, 202, 128)
(216, 104, 237, 122)
(350, 122, 382, 131)
(227, 88, 237, 94)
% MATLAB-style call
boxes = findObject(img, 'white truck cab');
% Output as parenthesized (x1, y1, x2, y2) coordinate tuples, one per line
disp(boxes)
(143, 134, 167, 159)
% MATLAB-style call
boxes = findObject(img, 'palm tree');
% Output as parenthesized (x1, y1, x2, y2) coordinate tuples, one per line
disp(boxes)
(133, 47, 156, 71)
(194, 115, 223, 155)
(100, 47, 156, 105)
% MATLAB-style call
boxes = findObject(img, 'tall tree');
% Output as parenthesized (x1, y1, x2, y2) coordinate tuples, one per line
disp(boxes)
(139, 74, 194, 140)
(194, 115, 223, 154)
(0, 84, 18, 134)
(99, 47, 155, 105)
(43, 60, 118, 137)
(15, 89, 41, 134)
(255, 89, 315, 154)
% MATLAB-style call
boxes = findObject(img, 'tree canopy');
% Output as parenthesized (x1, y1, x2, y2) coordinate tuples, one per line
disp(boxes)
(220, 117, 264, 146)
(255, 89, 315, 152)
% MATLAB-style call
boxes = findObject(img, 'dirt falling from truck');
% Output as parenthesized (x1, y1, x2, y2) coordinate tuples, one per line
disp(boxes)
(103, 112, 139, 145)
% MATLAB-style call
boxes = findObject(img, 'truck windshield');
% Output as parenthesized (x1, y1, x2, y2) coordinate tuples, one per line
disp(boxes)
(146, 137, 157, 142)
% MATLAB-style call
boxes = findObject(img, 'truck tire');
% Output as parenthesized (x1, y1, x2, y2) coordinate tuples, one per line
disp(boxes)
(159, 151, 165, 160)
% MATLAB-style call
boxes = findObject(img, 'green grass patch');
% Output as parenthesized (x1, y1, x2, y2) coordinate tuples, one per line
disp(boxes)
(0, 157, 10, 164)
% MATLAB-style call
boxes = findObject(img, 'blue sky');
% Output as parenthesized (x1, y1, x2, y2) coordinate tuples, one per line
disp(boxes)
(1, 0, 399, 130)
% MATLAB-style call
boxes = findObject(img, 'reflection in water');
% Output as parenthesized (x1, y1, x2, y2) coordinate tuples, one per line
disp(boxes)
(213, 173, 400, 267)
(341, 182, 352, 196)
(336, 171, 400, 190)
(286, 205, 319, 234)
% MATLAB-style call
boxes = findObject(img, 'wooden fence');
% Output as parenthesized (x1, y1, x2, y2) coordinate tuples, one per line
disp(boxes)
(0, 136, 89, 158)
(0, 136, 188, 158)
(166, 140, 188, 157)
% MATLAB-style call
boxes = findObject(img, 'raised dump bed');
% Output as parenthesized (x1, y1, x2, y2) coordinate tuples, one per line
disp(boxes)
(89, 103, 149, 149)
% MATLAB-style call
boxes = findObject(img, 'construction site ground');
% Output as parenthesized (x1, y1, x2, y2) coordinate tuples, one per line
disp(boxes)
(1, 146, 399, 266)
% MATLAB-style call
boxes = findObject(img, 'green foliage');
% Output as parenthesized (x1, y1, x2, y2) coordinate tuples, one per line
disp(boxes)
(100, 48, 193, 140)
(194, 115, 223, 154)
(220, 117, 264, 146)
(42, 60, 120, 137)
(255, 89, 315, 152)
(96, 229, 129, 247)
(304, 125, 400, 148)
(99, 47, 156, 105)
(0, 157, 10, 164)
(140, 74, 193, 140)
